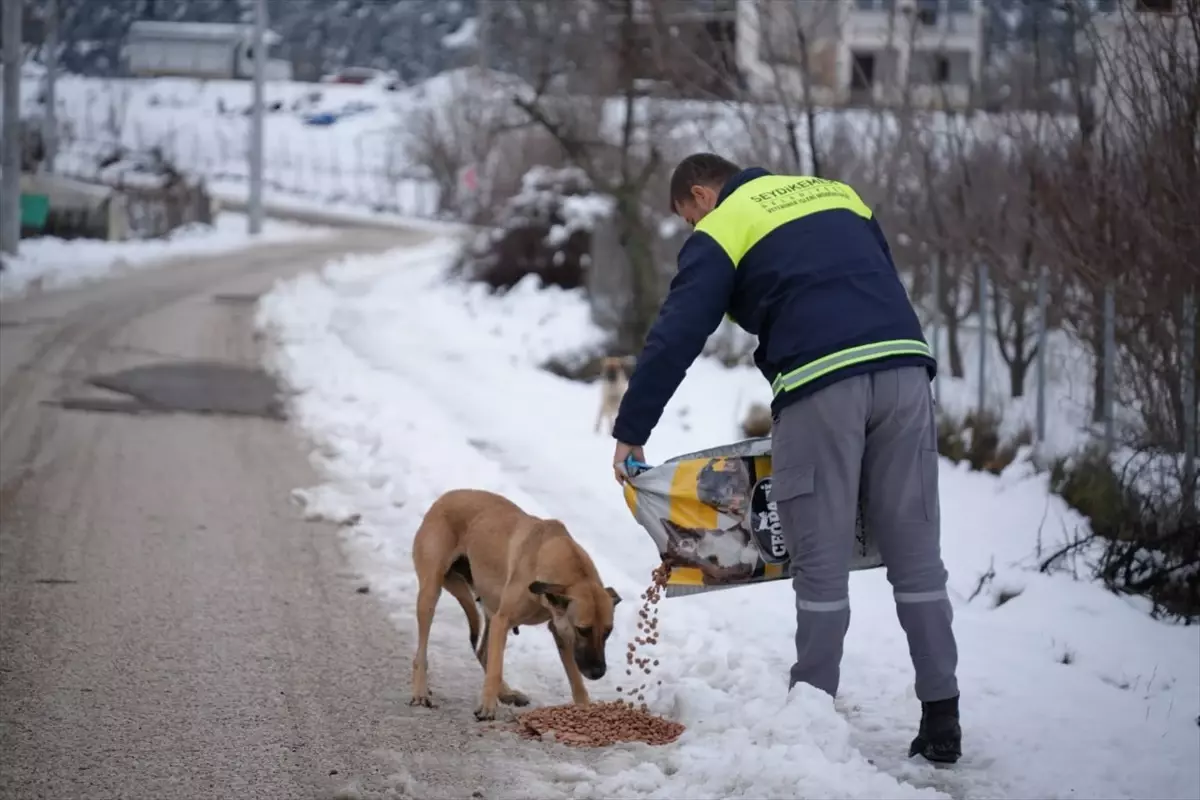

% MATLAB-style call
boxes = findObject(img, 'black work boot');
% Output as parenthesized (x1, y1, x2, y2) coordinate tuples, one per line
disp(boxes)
(908, 695, 962, 764)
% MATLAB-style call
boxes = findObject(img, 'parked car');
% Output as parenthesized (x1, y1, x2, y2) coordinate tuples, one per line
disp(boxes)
(319, 66, 401, 91)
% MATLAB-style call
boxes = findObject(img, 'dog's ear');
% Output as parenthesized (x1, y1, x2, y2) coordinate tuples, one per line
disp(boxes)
(529, 581, 570, 609)
(605, 586, 622, 607)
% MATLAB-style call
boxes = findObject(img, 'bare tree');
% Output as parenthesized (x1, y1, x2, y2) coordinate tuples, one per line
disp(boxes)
(500, 0, 669, 352)
(1043, 0, 1200, 448)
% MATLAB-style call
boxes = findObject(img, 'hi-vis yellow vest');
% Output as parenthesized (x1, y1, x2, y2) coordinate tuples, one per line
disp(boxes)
(694, 175, 931, 398)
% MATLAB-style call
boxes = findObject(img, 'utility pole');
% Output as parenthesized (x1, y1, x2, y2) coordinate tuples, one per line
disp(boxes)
(43, 0, 57, 173)
(1, 0, 22, 257)
(477, 0, 489, 73)
(247, 0, 266, 235)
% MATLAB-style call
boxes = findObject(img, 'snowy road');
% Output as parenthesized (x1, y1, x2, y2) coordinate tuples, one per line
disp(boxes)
(0, 231, 579, 800)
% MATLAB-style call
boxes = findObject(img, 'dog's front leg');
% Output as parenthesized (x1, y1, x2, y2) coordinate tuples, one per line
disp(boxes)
(549, 624, 590, 706)
(474, 611, 512, 721)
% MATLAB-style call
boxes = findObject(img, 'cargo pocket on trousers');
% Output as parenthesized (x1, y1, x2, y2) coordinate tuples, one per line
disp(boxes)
(768, 464, 816, 557)
(920, 448, 939, 522)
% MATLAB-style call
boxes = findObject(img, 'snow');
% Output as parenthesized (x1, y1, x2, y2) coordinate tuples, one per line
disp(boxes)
(256, 237, 1200, 800)
(26, 71, 1042, 227)
(0, 213, 330, 300)
(442, 17, 479, 49)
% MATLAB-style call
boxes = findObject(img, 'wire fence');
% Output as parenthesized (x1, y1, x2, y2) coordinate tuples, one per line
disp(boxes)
(928, 266, 1197, 482)
(52, 116, 442, 220)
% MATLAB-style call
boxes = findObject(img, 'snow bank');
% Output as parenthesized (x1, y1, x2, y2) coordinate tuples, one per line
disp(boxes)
(0, 213, 329, 300)
(257, 238, 1200, 800)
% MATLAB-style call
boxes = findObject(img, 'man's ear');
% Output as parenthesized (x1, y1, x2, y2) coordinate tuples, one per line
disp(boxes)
(529, 581, 570, 609)
(606, 586, 622, 607)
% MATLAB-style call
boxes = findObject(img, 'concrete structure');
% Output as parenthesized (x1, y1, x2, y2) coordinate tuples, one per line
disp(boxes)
(737, 0, 985, 110)
(122, 21, 292, 81)
(20, 173, 131, 241)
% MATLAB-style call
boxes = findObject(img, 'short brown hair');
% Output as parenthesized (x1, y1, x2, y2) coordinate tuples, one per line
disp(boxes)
(668, 153, 741, 213)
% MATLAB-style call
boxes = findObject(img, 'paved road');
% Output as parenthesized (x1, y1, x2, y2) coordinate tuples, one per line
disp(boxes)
(0, 231, 574, 800)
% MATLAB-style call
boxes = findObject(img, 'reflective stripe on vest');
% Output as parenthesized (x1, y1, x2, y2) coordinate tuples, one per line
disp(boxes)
(771, 339, 932, 396)
(695, 174, 873, 268)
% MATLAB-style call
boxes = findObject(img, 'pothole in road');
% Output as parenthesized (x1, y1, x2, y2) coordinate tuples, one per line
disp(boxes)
(56, 360, 287, 420)
(211, 292, 262, 306)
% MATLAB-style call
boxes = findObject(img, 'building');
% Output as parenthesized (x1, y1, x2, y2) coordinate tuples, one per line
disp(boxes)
(122, 21, 293, 81)
(736, 0, 986, 110)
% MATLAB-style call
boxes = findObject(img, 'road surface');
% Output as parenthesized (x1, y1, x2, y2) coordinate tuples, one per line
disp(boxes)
(0, 230, 576, 800)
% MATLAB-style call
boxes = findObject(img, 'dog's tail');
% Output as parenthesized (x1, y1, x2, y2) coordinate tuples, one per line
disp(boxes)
(442, 571, 483, 651)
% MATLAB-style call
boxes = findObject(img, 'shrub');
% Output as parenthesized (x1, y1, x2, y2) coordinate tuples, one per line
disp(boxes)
(937, 409, 1031, 475)
(1047, 446, 1199, 621)
(457, 166, 612, 292)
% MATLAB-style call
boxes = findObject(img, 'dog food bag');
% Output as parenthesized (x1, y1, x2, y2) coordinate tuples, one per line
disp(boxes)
(621, 437, 881, 599)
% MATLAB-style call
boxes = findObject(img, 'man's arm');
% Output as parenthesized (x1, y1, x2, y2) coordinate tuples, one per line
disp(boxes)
(611, 233, 735, 447)
(866, 214, 897, 266)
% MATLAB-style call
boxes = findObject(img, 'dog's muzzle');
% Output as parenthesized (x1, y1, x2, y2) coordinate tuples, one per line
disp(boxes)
(582, 663, 607, 681)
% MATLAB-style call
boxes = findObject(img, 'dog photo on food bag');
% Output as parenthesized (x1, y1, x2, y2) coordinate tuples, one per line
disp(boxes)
(409, 488, 622, 720)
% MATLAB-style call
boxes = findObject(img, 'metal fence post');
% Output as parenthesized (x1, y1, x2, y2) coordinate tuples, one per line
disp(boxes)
(1103, 282, 1116, 452)
(1182, 290, 1196, 500)
(978, 261, 988, 415)
(43, 0, 58, 173)
(932, 254, 942, 405)
(1, 0, 22, 257)
(1035, 263, 1048, 448)
(247, 0, 266, 235)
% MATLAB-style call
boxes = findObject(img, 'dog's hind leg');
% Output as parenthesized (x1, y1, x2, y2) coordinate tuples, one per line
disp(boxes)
(410, 520, 453, 708)
(443, 571, 482, 652)
(410, 572, 442, 707)
(473, 606, 530, 707)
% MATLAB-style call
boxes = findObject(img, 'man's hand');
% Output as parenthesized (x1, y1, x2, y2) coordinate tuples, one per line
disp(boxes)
(612, 442, 646, 485)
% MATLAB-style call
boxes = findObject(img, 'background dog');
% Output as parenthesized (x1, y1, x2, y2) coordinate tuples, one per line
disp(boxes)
(740, 401, 773, 439)
(409, 488, 621, 720)
(594, 356, 630, 435)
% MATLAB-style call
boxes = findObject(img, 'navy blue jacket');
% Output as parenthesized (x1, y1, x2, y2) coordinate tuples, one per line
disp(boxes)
(612, 167, 935, 447)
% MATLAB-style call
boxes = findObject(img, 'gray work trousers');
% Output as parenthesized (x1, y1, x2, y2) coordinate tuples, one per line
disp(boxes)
(772, 366, 959, 703)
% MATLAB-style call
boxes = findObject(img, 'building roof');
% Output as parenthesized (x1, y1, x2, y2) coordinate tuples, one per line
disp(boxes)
(126, 20, 282, 46)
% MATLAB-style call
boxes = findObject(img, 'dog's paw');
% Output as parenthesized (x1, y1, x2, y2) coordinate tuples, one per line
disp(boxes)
(500, 689, 530, 707)
(473, 702, 498, 721)
(409, 694, 435, 708)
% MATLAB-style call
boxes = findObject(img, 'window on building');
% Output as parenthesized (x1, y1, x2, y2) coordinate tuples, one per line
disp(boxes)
(948, 0, 972, 12)
(850, 52, 876, 90)
(935, 55, 951, 83)
(916, 0, 940, 26)
(855, 0, 879, 9)
(1136, 0, 1175, 11)
(1093, 0, 1119, 11)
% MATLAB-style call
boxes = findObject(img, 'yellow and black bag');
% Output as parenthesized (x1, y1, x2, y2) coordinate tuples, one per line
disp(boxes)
(622, 437, 882, 598)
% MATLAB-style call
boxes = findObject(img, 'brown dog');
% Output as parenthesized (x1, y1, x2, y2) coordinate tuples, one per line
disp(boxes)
(409, 488, 621, 720)
(594, 356, 629, 435)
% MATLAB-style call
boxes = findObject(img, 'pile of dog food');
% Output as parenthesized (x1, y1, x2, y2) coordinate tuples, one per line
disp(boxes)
(517, 699, 684, 747)
(515, 562, 684, 748)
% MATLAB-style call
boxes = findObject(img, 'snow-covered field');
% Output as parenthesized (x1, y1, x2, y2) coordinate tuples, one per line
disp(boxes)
(28, 70, 1030, 224)
(31, 72, 464, 218)
(256, 237, 1200, 800)
(0, 212, 329, 301)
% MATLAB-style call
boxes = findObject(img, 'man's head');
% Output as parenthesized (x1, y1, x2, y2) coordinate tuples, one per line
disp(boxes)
(669, 153, 742, 228)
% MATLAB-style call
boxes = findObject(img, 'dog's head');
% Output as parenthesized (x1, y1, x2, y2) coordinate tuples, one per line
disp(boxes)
(600, 356, 624, 383)
(529, 580, 622, 680)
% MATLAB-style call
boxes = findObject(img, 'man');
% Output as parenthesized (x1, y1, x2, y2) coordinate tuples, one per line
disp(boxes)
(610, 153, 962, 764)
